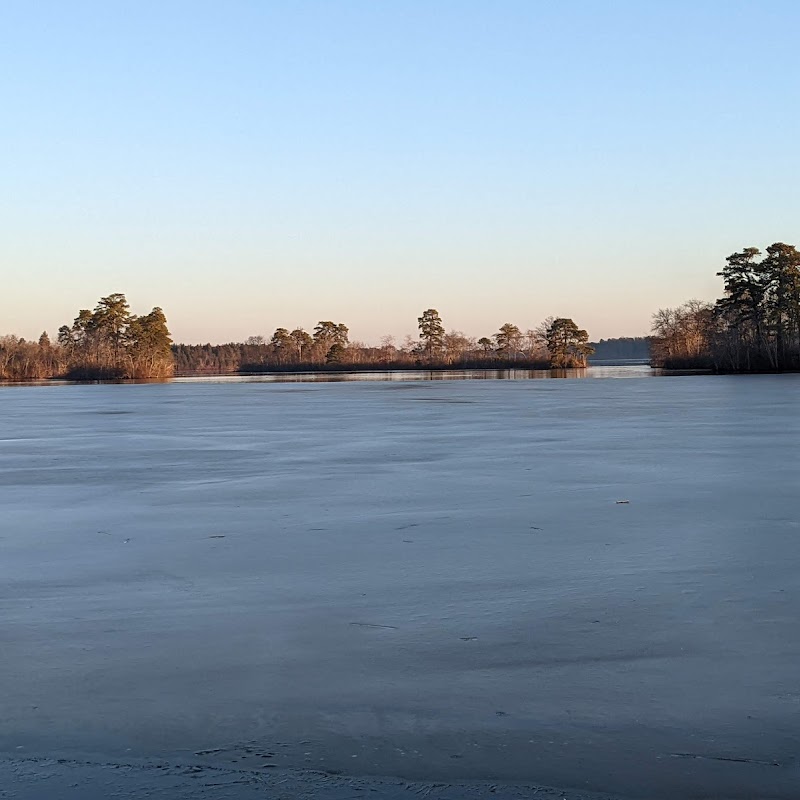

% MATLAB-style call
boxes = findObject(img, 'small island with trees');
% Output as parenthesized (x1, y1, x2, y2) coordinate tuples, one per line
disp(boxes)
(1, 241, 798, 381)
(1, 294, 174, 381)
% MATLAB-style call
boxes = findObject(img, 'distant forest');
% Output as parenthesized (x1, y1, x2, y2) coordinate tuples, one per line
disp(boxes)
(174, 313, 595, 376)
(651, 242, 800, 371)
(1, 305, 597, 380)
(588, 337, 650, 360)
(5, 241, 797, 381)
(173, 331, 646, 376)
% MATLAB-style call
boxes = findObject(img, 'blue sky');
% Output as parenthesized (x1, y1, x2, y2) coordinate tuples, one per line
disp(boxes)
(2, 1, 799, 343)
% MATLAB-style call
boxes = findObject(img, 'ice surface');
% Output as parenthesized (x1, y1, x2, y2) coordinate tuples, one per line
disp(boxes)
(1, 374, 799, 798)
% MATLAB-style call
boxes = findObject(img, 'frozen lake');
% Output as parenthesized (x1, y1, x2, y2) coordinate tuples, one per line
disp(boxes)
(2, 374, 799, 799)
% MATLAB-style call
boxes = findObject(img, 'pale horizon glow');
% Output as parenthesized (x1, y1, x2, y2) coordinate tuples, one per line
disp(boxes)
(2, 1, 799, 345)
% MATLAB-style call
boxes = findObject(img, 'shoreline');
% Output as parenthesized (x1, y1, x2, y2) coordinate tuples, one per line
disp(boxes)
(3, 362, 659, 386)
(8, 364, 800, 384)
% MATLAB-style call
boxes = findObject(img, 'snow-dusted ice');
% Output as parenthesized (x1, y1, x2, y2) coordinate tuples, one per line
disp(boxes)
(1, 373, 799, 799)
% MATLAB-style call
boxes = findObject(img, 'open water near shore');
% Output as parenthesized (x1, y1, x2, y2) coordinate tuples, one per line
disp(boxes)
(2, 370, 799, 798)
(0, 361, 657, 387)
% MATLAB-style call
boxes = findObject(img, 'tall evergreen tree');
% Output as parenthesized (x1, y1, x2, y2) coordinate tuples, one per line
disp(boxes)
(290, 328, 314, 362)
(762, 243, 800, 368)
(313, 321, 349, 364)
(417, 309, 445, 362)
(494, 323, 522, 358)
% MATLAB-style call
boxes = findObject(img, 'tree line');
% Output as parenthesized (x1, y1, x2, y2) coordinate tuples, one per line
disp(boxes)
(590, 337, 650, 360)
(174, 313, 593, 375)
(0, 294, 173, 380)
(1, 301, 593, 380)
(651, 242, 800, 371)
(7, 243, 797, 380)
